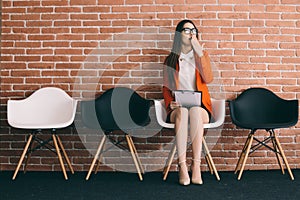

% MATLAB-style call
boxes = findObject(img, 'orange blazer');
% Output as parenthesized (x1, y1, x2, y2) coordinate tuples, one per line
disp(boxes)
(163, 51, 213, 116)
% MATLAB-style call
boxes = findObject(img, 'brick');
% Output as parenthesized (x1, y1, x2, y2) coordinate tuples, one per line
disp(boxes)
(266, 78, 297, 85)
(70, 0, 97, 5)
(250, 0, 279, 4)
(41, 70, 69, 77)
(236, 64, 266, 70)
(266, 50, 294, 57)
(70, 14, 99, 20)
(265, 35, 295, 42)
(26, 78, 52, 84)
(233, 34, 263, 41)
(42, 56, 69, 62)
(267, 5, 296, 12)
(250, 57, 280, 63)
(1, 63, 26, 69)
(190, 0, 218, 3)
(14, 56, 41, 62)
(281, 0, 299, 4)
(218, 42, 247, 49)
(234, 5, 264, 12)
(250, 13, 280, 19)
(234, 20, 264, 27)
(250, 27, 280, 34)
(97, 0, 124, 5)
(42, 1, 69, 6)
(26, 49, 53, 55)
(221, 28, 248, 34)
(202, 20, 232, 27)
(112, 20, 142, 27)
(282, 57, 300, 64)
(234, 79, 265, 85)
(101, 13, 128, 20)
(266, 20, 296, 27)
(234, 50, 264, 56)
(249, 42, 278, 49)
(267, 64, 295, 70)
(220, 56, 249, 62)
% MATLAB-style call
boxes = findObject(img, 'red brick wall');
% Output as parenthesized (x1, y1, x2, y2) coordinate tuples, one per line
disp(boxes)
(1, 1, 300, 173)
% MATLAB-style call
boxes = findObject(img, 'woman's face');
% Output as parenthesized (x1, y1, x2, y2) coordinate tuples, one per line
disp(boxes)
(181, 22, 196, 46)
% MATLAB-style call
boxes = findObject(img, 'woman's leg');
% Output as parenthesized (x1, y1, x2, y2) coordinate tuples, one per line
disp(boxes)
(189, 107, 209, 184)
(170, 107, 189, 185)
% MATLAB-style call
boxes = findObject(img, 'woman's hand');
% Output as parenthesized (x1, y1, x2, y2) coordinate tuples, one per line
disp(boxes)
(191, 35, 204, 57)
(170, 101, 181, 110)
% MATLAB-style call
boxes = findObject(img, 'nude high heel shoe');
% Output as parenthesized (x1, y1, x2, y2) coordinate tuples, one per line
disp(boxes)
(178, 160, 190, 186)
(191, 159, 203, 185)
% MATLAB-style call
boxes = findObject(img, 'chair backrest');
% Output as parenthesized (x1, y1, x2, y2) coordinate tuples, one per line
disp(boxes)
(154, 98, 225, 129)
(228, 87, 299, 130)
(80, 99, 102, 130)
(95, 87, 152, 132)
(7, 87, 78, 129)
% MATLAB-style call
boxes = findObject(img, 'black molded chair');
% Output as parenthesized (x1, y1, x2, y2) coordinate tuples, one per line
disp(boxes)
(228, 87, 298, 180)
(83, 87, 153, 181)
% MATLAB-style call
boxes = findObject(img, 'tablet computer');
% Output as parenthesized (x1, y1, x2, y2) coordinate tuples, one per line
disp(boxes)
(174, 90, 202, 107)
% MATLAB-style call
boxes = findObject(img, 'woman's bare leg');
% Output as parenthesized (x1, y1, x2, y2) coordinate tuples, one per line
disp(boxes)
(170, 107, 190, 185)
(189, 107, 209, 184)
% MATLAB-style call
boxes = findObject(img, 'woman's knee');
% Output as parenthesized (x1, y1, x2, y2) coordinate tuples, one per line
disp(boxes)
(171, 107, 189, 122)
(178, 107, 189, 118)
(189, 107, 209, 122)
(189, 106, 203, 115)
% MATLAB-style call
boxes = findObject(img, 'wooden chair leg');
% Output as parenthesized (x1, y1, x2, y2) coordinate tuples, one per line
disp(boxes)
(271, 136, 285, 175)
(56, 135, 74, 174)
(126, 135, 143, 181)
(234, 136, 251, 174)
(94, 160, 101, 174)
(24, 134, 36, 174)
(235, 152, 246, 174)
(94, 137, 106, 174)
(24, 153, 32, 174)
(237, 134, 254, 180)
(128, 135, 144, 174)
(12, 134, 33, 180)
(205, 155, 213, 174)
(86, 136, 106, 180)
(274, 134, 294, 180)
(163, 143, 176, 181)
(52, 134, 68, 180)
(202, 138, 220, 181)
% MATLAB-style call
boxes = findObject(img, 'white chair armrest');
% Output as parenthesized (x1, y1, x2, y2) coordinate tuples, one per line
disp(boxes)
(154, 99, 225, 129)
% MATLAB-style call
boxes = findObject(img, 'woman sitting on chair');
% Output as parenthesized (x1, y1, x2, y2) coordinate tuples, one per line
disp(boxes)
(163, 19, 213, 186)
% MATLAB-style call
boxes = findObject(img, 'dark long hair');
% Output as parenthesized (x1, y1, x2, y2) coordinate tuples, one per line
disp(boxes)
(165, 19, 199, 70)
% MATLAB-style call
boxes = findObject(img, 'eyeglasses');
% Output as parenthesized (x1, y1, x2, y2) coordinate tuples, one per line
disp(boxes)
(181, 28, 198, 35)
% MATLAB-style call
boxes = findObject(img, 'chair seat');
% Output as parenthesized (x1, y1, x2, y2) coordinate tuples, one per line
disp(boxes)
(9, 122, 74, 130)
(234, 122, 298, 130)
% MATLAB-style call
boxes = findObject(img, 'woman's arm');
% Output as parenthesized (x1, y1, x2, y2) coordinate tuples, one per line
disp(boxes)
(162, 61, 175, 114)
(191, 36, 213, 84)
(195, 51, 213, 84)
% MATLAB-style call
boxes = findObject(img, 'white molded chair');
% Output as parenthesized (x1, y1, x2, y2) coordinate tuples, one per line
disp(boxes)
(7, 87, 78, 180)
(154, 98, 225, 181)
